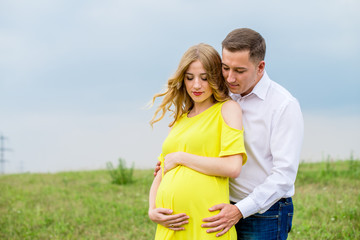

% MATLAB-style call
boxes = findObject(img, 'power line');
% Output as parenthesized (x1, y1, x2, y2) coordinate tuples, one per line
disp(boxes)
(0, 134, 12, 174)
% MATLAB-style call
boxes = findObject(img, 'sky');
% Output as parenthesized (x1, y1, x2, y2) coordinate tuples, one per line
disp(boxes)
(1, 0, 359, 174)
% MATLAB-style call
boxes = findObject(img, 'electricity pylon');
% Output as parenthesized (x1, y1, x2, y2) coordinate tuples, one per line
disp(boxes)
(0, 134, 11, 174)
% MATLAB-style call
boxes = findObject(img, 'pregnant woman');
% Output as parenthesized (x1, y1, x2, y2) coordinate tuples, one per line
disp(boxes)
(148, 43, 247, 239)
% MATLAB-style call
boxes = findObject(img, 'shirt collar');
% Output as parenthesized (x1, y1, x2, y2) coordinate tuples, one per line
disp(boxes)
(229, 70, 271, 101)
(229, 92, 241, 101)
(251, 71, 271, 100)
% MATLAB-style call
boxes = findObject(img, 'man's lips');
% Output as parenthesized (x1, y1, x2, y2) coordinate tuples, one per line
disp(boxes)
(228, 83, 238, 88)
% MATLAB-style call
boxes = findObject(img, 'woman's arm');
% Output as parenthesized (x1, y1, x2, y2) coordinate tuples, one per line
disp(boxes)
(148, 169, 189, 230)
(164, 100, 244, 178)
(164, 152, 243, 178)
(149, 169, 162, 211)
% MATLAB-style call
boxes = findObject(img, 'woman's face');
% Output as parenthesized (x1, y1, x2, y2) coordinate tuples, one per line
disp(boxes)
(184, 60, 213, 105)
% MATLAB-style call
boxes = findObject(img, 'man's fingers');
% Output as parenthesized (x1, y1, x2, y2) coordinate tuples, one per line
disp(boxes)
(202, 213, 221, 223)
(201, 203, 240, 236)
(216, 226, 232, 237)
(208, 203, 226, 212)
(202, 220, 224, 232)
(153, 161, 161, 176)
(154, 167, 161, 177)
(201, 217, 221, 228)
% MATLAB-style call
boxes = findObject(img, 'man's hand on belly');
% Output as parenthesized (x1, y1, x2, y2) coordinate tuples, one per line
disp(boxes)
(201, 203, 242, 237)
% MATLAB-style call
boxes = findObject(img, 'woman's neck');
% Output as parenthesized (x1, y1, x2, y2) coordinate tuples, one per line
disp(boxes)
(189, 99, 215, 117)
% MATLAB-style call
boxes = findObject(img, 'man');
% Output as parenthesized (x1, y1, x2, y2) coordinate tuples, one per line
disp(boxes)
(151, 28, 304, 239)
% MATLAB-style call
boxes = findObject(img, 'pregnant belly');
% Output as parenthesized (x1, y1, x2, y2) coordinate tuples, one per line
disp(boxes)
(156, 165, 229, 215)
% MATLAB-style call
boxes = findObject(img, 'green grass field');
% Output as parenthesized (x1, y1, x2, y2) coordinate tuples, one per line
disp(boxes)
(1, 160, 359, 239)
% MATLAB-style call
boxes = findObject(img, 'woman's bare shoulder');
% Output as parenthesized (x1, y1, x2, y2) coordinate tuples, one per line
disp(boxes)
(221, 100, 243, 129)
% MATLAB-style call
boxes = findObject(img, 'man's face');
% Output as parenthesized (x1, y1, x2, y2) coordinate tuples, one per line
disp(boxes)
(222, 48, 264, 96)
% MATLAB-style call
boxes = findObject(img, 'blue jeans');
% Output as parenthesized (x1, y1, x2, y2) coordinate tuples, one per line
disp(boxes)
(232, 198, 293, 240)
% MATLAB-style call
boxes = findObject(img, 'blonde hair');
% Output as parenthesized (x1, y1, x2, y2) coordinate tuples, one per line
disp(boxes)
(150, 43, 229, 127)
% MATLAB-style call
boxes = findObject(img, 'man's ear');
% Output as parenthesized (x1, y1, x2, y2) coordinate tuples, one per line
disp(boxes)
(257, 60, 265, 74)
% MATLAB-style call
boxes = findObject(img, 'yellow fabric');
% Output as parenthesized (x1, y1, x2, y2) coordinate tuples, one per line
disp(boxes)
(155, 101, 247, 240)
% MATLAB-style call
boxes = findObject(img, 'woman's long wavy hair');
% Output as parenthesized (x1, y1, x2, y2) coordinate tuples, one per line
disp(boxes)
(150, 43, 229, 127)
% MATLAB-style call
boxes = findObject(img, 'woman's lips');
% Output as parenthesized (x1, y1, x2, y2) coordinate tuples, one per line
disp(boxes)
(193, 92, 203, 96)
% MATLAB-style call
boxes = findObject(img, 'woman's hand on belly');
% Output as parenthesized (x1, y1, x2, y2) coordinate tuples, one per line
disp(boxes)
(148, 208, 189, 230)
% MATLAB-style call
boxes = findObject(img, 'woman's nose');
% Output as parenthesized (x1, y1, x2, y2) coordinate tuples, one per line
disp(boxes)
(194, 78, 201, 88)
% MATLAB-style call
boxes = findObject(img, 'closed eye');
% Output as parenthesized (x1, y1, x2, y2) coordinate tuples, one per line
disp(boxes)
(185, 73, 194, 80)
(200, 74, 207, 81)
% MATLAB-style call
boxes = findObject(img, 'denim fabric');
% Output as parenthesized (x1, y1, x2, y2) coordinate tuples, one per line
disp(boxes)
(233, 198, 293, 240)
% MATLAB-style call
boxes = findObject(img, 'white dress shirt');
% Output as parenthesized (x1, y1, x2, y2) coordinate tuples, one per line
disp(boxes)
(229, 71, 304, 218)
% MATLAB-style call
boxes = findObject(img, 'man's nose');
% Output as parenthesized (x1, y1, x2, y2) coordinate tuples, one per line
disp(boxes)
(226, 70, 236, 83)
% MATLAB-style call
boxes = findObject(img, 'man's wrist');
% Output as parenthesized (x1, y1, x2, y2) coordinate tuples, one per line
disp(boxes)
(233, 204, 243, 220)
(234, 196, 258, 219)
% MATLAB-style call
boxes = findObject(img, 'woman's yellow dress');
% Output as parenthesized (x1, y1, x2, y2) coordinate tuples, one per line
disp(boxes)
(155, 101, 247, 239)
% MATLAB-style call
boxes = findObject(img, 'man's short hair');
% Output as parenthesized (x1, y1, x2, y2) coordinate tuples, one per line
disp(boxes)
(222, 28, 266, 64)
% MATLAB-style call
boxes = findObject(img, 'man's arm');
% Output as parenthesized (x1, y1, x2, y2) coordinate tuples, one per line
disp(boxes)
(201, 203, 243, 237)
(203, 99, 304, 237)
(236, 99, 304, 218)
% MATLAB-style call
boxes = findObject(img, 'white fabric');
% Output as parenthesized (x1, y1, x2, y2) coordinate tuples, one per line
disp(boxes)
(229, 71, 304, 218)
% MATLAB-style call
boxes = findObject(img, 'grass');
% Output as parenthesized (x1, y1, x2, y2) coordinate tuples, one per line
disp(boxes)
(0, 160, 359, 239)
(0, 170, 155, 240)
(106, 158, 135, 185)
(289, 159, 360, 240)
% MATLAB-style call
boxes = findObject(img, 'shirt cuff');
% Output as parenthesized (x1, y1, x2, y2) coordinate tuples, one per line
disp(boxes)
(234, 196, 259, 219)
